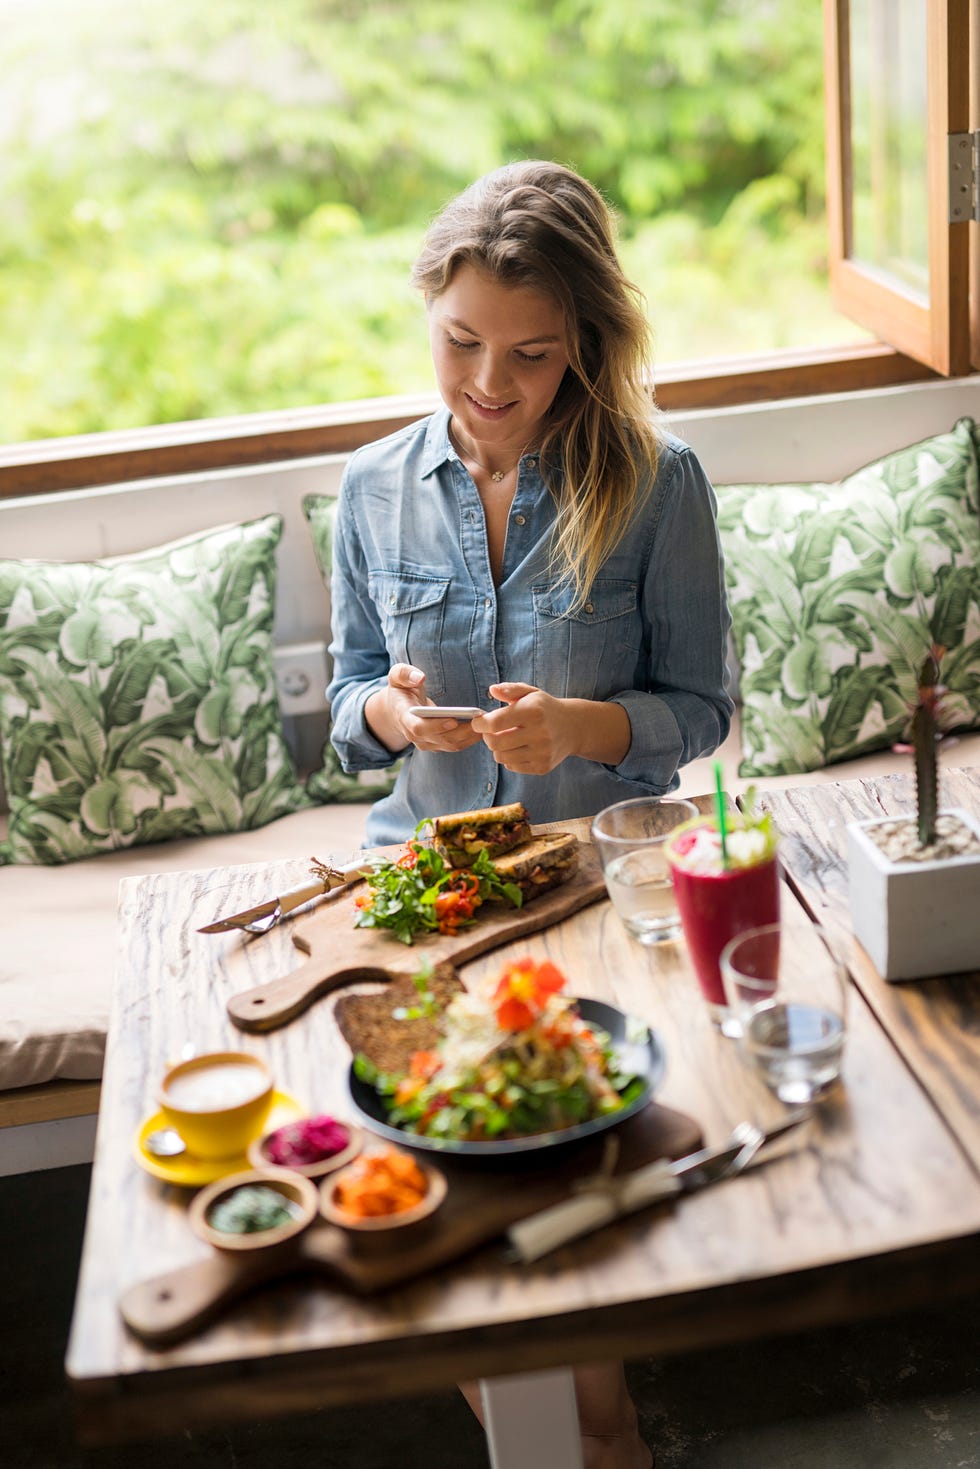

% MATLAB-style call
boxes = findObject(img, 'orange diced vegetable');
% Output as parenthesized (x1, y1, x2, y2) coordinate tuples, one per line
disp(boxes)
(333, 1147, 429, 1219)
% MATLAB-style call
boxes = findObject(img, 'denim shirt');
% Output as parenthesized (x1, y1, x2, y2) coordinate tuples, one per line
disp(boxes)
(328, 407, 732, 846)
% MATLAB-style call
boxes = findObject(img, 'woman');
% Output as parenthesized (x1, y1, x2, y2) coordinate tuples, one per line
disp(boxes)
(327, 159, 732, 846)
(327, 160, 732, 1469)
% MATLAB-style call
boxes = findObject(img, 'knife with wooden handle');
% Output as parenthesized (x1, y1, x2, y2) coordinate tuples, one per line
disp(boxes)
(196, 861, 373, 933)
(506, 1109, 813, 1263)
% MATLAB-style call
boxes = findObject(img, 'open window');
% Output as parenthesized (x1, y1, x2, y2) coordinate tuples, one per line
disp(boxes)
(823, 0, 974, 374)
(1, 2, 976, 498)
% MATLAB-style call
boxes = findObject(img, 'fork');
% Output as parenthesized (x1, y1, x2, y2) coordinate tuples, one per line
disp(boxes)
(198, 862, 374, 935)
(507, 1108, 813, 1262)
(239, 869, 371, 934)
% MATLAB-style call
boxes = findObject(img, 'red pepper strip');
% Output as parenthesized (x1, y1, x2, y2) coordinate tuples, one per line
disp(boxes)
(435, 890, 464, 934)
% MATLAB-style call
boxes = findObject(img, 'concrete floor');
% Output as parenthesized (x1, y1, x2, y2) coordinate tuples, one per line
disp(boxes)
(3, 1164, 978, 1468)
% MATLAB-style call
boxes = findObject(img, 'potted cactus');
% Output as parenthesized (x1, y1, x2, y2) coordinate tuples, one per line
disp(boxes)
(846, 647, 980, 980)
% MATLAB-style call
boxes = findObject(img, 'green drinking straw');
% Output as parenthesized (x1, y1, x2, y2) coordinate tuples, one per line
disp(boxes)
(713, 758, 730, 869)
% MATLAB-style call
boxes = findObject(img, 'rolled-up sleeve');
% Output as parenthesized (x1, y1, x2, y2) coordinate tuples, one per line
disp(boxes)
(608, 445, 733, 790)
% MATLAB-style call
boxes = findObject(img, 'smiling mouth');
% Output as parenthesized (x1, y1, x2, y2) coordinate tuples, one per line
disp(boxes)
(467, 394, 514, 413)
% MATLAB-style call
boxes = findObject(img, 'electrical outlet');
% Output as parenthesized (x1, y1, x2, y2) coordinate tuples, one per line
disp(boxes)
(274, 642, 329, 717)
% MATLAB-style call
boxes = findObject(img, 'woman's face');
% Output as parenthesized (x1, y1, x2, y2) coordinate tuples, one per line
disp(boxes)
(428, 263, 570, 459)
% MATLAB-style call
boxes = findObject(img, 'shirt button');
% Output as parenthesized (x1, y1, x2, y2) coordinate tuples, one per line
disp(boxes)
(389, 594, 396, 605)
(527, 456, 537, 466)
(584, 601, 594, 614)
(485, 598, 492, 609)
(514, 514, 526, 526)
(486, 782, 493, 793)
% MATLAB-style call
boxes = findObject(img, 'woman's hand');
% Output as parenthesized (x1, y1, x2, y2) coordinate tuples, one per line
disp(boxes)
(368, 664, 482, 754)
(475, 683, 572, 774)
(476, 683, 632, 773)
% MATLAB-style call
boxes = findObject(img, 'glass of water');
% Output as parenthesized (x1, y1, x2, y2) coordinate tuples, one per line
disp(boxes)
(720, 922, 849, 1104)
(591, 797, 698, 945)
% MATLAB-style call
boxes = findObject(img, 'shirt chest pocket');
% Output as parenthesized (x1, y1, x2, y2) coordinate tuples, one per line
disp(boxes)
(369, 570, 452, 701)
(532, 578, 639, 698)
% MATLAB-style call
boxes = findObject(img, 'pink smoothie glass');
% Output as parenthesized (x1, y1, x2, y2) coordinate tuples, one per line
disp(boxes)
(665, 815, 781, 1034)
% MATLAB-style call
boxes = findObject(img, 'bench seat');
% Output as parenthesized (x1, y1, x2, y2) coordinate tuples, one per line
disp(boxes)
(0, 801, 369, 1099)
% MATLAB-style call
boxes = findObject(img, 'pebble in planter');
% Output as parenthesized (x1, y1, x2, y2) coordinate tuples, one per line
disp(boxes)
(846, 648, 980, 981)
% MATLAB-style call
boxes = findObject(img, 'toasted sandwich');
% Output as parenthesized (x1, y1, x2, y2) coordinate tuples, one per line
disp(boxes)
(431, 801, 532, 868)
(489, 831, 580, 903)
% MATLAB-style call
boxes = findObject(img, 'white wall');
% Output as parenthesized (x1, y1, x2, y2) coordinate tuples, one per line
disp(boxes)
(1, 453, 344, 652)
(2, 376, 978, 650)
(669, 376, 979, 486)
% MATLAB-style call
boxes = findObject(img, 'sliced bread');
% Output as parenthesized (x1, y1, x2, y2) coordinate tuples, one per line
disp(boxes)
(334, 961, 464, 1076)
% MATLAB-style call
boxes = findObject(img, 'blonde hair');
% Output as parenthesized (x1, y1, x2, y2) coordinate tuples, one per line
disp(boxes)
(411, 160, 660, 611)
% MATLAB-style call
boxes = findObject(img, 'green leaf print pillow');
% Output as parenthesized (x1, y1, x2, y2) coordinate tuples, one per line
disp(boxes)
(0, 516, 309, 865)
(716, 418, 980, 778)
(302, 493, 400, 803)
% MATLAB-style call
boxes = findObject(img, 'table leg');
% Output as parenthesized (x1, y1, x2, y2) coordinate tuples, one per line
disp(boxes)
(480, 1368, 584, 1469)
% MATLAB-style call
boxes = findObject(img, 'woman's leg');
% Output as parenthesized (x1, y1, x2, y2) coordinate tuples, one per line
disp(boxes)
(460, 1362, 653, 1469)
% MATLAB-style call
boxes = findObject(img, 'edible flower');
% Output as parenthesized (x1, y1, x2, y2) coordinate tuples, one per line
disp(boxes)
(355, 958, 644, 1144)
(493, 956, 566, 1032)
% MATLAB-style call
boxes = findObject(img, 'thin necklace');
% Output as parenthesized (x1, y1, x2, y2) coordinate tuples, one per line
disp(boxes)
(449, 423, 524, 483)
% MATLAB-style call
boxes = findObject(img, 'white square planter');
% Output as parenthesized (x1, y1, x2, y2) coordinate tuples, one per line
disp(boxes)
(846, 808, 980, 981)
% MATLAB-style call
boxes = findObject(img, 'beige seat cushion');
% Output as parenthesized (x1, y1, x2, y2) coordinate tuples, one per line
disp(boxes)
(0, 803, 369, 1091)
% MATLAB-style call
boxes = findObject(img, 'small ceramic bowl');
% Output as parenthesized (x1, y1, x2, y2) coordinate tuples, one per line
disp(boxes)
(247, 1116, 364, 1180)
(190, 1167, 319, 1252)
(319, 1151, 447, 1242)
(157, 1050, 273, 1160)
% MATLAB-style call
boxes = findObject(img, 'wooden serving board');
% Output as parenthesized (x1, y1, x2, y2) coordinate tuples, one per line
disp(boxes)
(227, 837, 606, 1033)
(119, 1100, 701, 1347)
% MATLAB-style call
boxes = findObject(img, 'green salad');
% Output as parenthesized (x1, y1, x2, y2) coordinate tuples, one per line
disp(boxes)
(356, 957, 646, 1143)
(353, 829, 522, 945)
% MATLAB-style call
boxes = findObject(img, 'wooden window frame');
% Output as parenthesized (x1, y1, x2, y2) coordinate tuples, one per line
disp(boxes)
(824, 0, 972, 375)
(0, 346, 939, 501)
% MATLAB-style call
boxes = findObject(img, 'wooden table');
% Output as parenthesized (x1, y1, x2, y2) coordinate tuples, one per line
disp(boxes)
(66, 780, 980, 1465)
(757, 766, 980, 1174)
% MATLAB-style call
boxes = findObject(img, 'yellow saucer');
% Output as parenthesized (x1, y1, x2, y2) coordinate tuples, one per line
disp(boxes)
(134, 1090, 305, 1187)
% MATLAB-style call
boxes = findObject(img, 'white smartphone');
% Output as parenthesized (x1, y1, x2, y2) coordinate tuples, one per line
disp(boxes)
(408, 705, 486, 721)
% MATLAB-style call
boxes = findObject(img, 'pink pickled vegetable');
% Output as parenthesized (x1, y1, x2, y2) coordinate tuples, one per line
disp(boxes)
(265, 1115, 349, 1167)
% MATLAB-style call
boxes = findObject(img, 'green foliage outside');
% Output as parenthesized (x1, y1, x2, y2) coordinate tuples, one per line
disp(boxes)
(1, 0, 870, 444)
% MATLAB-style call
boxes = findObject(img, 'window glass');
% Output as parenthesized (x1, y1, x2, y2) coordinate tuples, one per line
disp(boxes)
(2, 0, 872, 444)
(847, 0, 929, 298)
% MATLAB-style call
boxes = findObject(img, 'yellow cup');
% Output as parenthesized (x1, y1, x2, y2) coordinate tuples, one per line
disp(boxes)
(158, 1051, 274, 1159)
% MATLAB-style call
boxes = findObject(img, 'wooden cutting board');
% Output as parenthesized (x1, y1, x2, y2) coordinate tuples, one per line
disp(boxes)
(119, 1100, 702, 1347)
(227, 837, 606, 1033)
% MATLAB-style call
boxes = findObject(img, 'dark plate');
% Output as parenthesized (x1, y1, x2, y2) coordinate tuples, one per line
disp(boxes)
(347, 998, 665, 1158)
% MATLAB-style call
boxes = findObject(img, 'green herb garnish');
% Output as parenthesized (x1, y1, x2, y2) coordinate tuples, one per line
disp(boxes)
(207, 1184, 301, 1235)
(352, 831, 522, 945)
(392, 965, 440, 1020)
(736, 785, 780, 861)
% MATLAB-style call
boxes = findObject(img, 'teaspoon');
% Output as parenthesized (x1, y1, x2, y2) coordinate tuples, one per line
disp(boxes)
(145, 1127, 187, 1158)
